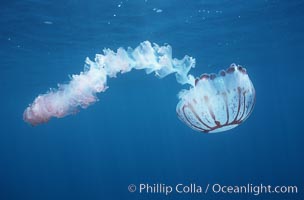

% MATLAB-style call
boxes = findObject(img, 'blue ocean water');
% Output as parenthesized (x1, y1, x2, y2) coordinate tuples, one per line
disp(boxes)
(1, 0, 303, 199)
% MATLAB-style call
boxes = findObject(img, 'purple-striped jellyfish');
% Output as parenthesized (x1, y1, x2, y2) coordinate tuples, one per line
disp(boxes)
(176, 64, 255, 133)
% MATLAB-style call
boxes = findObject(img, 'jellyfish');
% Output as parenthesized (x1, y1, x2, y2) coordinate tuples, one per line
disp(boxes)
(23, 41, 255, 133)
(176, 64, 255, 133)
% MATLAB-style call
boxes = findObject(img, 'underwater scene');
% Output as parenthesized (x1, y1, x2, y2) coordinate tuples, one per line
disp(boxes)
(1, 0, 303, 199)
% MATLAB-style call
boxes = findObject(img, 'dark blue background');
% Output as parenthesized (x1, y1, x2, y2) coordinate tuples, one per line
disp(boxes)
(0, 0, 303, 199)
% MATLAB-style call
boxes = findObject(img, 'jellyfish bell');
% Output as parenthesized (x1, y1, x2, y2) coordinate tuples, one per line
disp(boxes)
(176, 64, 255, 133)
